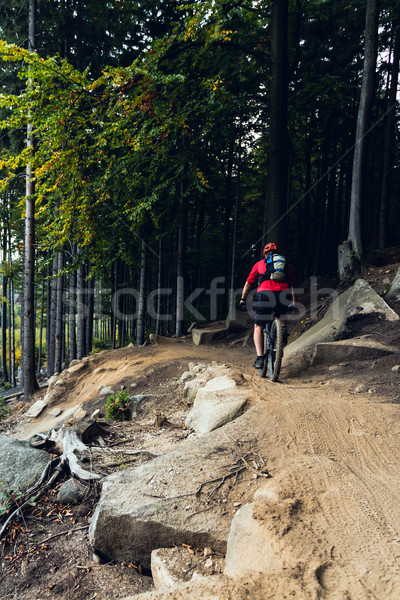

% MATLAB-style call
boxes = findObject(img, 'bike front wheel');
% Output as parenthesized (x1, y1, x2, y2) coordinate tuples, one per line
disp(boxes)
(268, 319, 283, 382)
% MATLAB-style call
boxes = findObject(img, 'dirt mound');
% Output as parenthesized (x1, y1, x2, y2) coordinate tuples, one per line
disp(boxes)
(1, 296, 400, 599)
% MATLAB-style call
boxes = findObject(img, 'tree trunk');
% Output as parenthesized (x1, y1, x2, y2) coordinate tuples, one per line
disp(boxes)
(69, 255, 77, 363)
(47, 255, 58, 376)
(155, 238, 163, 336)
(37, 278, 45, 374)
(23, 0, 39, 400)
(267, 0, 289, 250)
(77, 263, 86, 359)
(348, 0, 380, 259)
(86, 270, 94, 353)
(175, 183, 186, 337)
(1, 228, 8, 381)
(136, 241, 147, 345)
(379, 22, 400, 248)
(55, 251, 64, 374)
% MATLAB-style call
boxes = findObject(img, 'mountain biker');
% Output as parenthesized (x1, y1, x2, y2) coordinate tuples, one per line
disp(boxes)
(240, 242, 297, 369)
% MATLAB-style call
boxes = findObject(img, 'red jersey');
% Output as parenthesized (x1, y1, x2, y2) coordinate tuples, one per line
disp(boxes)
(246, 259, 297, 293)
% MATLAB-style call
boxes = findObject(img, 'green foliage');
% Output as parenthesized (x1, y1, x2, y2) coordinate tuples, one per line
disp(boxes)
(90, 338, 110, 354)
(0, 480, 36, 517)
(104, 391, 132, 421)
(0, 397, 10, 419)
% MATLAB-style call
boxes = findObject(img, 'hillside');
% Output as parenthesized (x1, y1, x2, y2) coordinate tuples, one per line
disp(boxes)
(1, 269, 400, 599)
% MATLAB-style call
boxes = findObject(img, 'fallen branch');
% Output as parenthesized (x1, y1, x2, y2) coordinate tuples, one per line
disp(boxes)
(38, 525, 89, 545)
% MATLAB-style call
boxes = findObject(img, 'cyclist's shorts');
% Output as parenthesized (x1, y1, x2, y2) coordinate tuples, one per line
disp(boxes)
(254, 290, 292, 325)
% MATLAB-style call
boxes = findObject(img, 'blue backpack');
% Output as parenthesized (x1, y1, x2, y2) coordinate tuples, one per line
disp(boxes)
(259, 253, 288, 284)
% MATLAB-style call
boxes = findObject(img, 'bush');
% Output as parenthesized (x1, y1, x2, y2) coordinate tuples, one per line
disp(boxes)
(104, 391, 132, 421)
(0, 398, 10, 420)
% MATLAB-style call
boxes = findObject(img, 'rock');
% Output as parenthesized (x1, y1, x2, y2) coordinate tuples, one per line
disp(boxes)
(192, 327, 227, 346)
(201, 376, 237, 393)
(27, 398, 49, 418)
(185, 389, 248, 434)
(99, 386, 114, 397)
(311, 339, 396, 365)
(91, 409, 101, 419)
(66, 362, 86, 375)
(94, 367, 117, 374)
(57, 478, 86, 505)
(392, 365, 400, 373)
(387, 266, 400, 300)
(128, 342, 134, 348)
(151, 549, 178, 589)
(183, 376, 210, 401)
(120, 573, 263, 600)
(89, 407, 268, 569)
(179, 371, 192, 384)
(284, 279, 399, 374)
(224, 502, 292, 577)
(73, 406, 87, 420)
(69, 359, 81, 368)
(0, 434, 52, 493)
(131, 395, 148, 417)
(48, 407, 62, 417)
(354, 383, 366, 394)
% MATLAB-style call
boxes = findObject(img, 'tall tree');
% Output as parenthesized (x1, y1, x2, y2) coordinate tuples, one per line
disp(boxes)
(267, 0, 289, 250)
(23, 0, 39, 399)
(348, 0, 380, 259)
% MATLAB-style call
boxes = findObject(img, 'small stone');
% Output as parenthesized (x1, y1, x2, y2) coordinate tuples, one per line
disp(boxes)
(99, 386, 113, 396)
(91, 409, 101, 419)
(354, 384, 366, 393)
(204, 558, 213, 569)
(57, 478, 85, 505)
(204, 547, 213, 557)
(233, 502, 241, 507)
(27, 399, 48, 418)
(391, 365, 400, 373)
(73, 407, 87, 420)
(48, 407, 62, 417)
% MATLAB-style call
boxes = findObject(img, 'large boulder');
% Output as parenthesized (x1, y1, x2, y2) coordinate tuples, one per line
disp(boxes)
(89, 407, 267, 569)
(0, 434, 52, 493)
(283, 279, 399, 373)
(311, 337, 398, 365)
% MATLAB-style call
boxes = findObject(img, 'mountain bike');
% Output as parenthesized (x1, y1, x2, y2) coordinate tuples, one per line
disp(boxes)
(260, 317, 283, 382)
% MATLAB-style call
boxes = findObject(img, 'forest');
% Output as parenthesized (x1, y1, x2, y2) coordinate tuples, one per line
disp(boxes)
(0, 0, 399, 399)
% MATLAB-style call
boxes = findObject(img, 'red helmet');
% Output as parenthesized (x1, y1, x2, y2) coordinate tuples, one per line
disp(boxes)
(263, 242, 278, 257)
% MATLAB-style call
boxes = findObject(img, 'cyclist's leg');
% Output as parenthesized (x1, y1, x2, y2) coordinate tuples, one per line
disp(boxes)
(253, 292, 274, 368)
(253, 324, 264, 356)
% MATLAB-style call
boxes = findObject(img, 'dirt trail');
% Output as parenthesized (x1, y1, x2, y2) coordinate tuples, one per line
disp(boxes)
(3, 335, 400, 599)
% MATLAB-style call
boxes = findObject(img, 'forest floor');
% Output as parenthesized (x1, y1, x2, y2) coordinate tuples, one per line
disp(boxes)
(1, 263, 400, 600)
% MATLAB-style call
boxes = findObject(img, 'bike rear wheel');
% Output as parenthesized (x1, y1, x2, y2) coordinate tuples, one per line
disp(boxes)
(260, 329, 269, 378)
(268, 318, 283, 381)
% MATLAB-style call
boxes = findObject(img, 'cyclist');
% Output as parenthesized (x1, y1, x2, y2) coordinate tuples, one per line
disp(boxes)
(240, 242, 297, 369)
